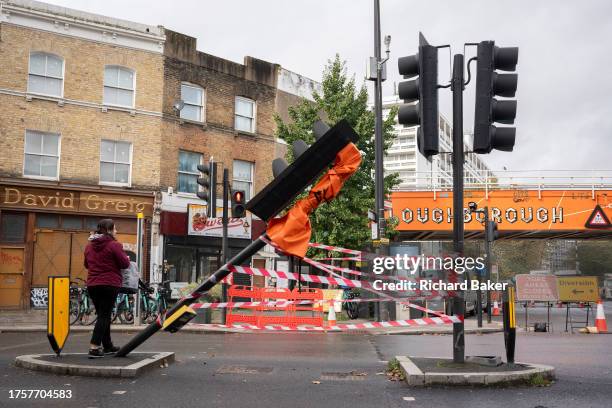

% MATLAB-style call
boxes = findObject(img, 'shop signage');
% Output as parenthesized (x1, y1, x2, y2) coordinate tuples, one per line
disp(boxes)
(187, 204, 251, 239)
(0, 186, 152, 216)
(515, 274, 559, 301)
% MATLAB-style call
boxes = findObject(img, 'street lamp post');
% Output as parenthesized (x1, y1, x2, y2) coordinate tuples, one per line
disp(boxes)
(372, 0, 390, 322)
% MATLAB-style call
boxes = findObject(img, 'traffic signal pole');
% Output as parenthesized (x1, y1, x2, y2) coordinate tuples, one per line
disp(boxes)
(373, 0, 386, 322)
(484, 207, 492, 323)
(451, 53, 466, 364)
(221, 168, 229, 324)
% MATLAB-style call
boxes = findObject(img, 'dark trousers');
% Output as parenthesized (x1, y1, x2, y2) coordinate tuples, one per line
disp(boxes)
(88, 285, 119, 348)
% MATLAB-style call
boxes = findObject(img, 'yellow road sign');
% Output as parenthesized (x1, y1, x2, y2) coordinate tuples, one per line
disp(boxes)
(557, 276, 599, 303)
(47, 277, 70, 355)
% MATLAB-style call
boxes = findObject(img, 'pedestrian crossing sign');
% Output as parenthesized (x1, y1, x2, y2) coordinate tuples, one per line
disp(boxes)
(585, 205, 611, 229)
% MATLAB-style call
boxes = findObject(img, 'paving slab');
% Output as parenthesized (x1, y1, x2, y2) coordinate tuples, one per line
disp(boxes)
(14, 351, 174, 378)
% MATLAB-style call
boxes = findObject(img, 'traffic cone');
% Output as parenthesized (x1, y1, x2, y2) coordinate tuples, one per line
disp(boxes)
(327, 302, 337, 327)
(595, 300, 608, 333)
(493, 301, 500, 316)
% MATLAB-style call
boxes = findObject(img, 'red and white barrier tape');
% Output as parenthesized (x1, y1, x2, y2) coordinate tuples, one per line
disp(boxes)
(308, 242, 363, 256)
(188, 315, 461, 332)
(227, 264, 367, 288)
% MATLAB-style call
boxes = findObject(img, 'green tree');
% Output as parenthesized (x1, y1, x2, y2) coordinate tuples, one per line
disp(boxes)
(275, 55, 400, 252)
(577, 241, 612, 279)
(492, 240, 547, 280)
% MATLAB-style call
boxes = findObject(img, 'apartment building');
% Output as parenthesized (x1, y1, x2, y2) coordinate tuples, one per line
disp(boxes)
(0, 0, 165, 308)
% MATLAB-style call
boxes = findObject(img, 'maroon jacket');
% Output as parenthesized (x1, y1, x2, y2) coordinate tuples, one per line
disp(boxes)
(84, 234, 130, 288)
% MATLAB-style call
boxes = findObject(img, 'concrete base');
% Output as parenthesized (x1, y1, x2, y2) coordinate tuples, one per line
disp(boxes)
(396, 355, 555, 386)
(15, 352, 174, 378)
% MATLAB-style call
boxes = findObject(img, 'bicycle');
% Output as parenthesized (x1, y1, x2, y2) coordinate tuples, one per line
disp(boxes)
(69, 278, 97, 325)
(112, 292, 134, 324)
(142, 280, 170, 324)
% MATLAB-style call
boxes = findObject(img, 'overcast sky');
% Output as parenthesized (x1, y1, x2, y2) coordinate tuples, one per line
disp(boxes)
(47, 0, 612, 172)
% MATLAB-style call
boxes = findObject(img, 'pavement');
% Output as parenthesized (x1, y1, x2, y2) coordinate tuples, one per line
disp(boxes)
(1, 327, 611, 407)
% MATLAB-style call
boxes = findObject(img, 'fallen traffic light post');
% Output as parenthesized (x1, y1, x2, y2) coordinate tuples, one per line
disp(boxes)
(115, 119, 360, 357)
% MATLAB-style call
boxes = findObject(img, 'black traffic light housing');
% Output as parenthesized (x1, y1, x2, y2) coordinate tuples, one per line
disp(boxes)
(231, 190, 246, 218)
(197, 161, 217, 218)
(397, 32, 439, 157)
(246, 119, 359, 222)
(473, 41, 519, 153)
(486, 220, 499, 242)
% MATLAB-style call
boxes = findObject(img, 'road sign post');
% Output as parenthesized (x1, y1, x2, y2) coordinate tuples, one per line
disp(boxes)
(503, 286, 516, 364)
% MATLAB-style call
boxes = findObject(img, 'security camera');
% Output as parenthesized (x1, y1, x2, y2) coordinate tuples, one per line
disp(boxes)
(468, 202, 478, 212)
(384, 35, 391, 52)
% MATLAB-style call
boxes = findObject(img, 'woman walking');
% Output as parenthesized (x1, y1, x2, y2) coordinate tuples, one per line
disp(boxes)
(84, 219, 130, 358)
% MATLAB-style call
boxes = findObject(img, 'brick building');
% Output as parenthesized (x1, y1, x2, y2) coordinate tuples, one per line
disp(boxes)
(0, 0, 321, 309)
(0, 0, 165, 308)
(154, 30, 320, 294)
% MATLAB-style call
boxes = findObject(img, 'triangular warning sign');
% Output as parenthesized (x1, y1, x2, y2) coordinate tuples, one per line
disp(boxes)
(585, 205, 611, 229)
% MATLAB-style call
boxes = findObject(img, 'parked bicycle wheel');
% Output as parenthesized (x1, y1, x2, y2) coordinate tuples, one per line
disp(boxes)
(144, 298, 158, 324)
(69, 288, 81, 325)
(119, 295, 134, 324)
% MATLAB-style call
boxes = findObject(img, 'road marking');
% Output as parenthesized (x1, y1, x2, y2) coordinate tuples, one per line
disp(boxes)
(403, 396, 416, 401)
(112, 391, 127, 395)
(0, 340, 49, 352)
(0, 333, 85, 351)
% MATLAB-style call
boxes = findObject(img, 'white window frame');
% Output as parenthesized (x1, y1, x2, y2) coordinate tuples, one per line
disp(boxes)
(103, 65, 136, 108)
(27, 52, 64, 98)
(180, 83, 206, 123)
(232, 160, 254, 200)
(99, 139, 133, 187)
(177, 150, 203, 195)
(234, 96, 256, 133)
(22, 130, 61, 181)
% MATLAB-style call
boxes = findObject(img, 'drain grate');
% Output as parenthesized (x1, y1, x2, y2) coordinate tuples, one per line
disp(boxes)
(216, 365, 273, 375)
(320, 371, 368, 381)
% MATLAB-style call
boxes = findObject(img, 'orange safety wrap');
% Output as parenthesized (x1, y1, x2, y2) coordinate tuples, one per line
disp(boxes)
(266, 142, 362, 258)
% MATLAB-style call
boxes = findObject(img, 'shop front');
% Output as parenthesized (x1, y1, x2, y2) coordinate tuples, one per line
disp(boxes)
(157, 193, 261, 300)
(0, 183, 153, 309)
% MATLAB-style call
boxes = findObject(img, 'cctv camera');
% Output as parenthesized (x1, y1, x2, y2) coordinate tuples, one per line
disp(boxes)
(468, 202, 478, 212)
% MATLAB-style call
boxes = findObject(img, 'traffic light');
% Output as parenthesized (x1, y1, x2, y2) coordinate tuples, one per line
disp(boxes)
(231, 190, 246, 218)
(486, 220, 499, 242)
(196, 161, 217, 218)
(247, 119, 359, 221)
(473, 41, 519, 153)
(397, 32, 439, 157)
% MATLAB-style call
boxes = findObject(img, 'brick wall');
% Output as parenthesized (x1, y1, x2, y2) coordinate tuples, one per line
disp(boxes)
(159, 30, 283, 195)
(0, 23, 164, 189)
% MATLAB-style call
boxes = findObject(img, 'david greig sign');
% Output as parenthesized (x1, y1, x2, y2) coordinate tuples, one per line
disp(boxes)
(391, 189, 612, 231)
(0, 186, 152, 217)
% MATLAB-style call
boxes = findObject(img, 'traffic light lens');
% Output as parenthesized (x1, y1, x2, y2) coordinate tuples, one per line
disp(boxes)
(398, 103, 420, 126)
(490, 126, 516, 152)
(494, 46, 519, 71)
(398, 54, 419, 77)
(493, 73, 518, 97)
(491, 99, 517, 124)
(398, 79, 419, 102)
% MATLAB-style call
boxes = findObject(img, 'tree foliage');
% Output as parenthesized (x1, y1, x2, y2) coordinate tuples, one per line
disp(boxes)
(274, 55, 399, 251)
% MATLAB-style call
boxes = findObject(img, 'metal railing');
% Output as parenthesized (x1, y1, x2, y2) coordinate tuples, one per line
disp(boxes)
(392, 170, 612, 199)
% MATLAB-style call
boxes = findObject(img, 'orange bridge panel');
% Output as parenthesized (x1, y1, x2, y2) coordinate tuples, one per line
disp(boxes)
(391, 190, 612, 232)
